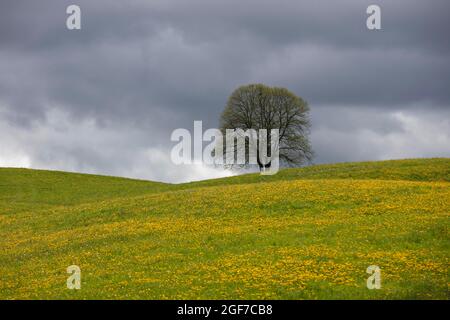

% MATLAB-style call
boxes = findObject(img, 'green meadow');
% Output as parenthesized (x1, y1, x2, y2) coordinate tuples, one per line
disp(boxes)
(0, 158, 448, 299)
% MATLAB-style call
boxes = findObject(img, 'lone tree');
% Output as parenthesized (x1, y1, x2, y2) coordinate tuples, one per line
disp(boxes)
(219, 84, 313, 170)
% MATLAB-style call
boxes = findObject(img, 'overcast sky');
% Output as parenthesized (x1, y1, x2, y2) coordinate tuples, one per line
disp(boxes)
(1, 0, 449, 182)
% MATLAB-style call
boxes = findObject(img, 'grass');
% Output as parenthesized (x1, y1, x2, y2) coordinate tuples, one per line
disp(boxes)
(0, 158, 448, 299)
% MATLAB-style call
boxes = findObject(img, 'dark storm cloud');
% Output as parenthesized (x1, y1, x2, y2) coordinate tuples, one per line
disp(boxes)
(0, 0, 449, 181)
(13, 0, 448, 53)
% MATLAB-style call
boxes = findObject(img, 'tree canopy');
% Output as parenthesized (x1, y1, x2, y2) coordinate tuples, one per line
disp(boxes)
(219, 84, 313, 170)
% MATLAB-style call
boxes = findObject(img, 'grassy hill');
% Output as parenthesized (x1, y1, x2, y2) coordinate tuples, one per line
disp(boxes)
(0, 168, 170, 214)
(0, 158, 448, 299)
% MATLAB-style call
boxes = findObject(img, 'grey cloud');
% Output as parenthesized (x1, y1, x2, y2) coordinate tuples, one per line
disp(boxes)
(3, 0, 449, 53)
(0, 0, 449, 182)
(311, 106, 450, 164)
